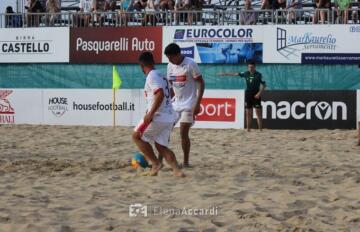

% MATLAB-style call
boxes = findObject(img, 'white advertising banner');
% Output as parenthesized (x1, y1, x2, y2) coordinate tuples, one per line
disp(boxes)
(0, 27, 70, 63)
(193, 90, 244, 129)
(1, 88, 244, 129)
(162, 26, 264, 64)
(0, 89, 43, 124)
(43, 89, 142, 126)
(263, 25, 360, 64)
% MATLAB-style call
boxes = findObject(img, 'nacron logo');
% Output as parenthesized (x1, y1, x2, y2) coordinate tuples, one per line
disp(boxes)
(174, 28, 254, 43)
(48, 97, 69, 117)
(0, 90, 15, 124)
(261, 101, 347, 120)
(276, 27, 337, 59)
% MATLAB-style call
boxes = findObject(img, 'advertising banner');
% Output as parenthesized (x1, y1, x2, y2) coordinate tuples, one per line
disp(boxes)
(70, 27, 163, 63)
(0, 27, 70, 63)
(162, 26, 263, 64)
(0, 89, 43, 124)
(263, 25, 360, 64)
(194, 90, 244, 129)
(43, 89, 142, 126)
(357, 90, 360, 129)
(252, 91, 357, 129)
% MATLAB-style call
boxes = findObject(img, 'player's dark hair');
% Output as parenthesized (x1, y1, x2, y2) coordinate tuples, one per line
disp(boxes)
(138, 52, 154, 66)
(164, 43, 181, 56)
(247, 60, 256, 66)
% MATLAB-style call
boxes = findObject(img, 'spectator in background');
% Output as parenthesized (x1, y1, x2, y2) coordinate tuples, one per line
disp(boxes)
(93, 0, 109, 26)
(27, 0, 44, 27)
(313, 0, 331, 24)
(333, 0, 351, 23)
(352, 0, 360, 23)
(160, 0, 174, 11)
(174, 0, 191, 25)
(188, 0, 204, 24)
(240, 0, 258, 25)
(273, 0, 286, 9)
(143, 0, 158, 25)
(133, 0, 148, 11)
(261, 0, 271, 9)
(46, 0, 60, 26)
(76, 0, 93, 27)
(5, 6, 23, 28)
(286, 0, 302, 24)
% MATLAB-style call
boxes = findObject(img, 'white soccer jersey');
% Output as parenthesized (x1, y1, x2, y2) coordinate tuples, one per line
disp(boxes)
(144, 70, 175, 123)
(167, 57, 202, 112)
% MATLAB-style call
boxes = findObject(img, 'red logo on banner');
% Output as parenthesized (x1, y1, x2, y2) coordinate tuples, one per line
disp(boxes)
(196, 98, 236, 122)
(70, 27, 163, 63)
(0, 90, 15, 124)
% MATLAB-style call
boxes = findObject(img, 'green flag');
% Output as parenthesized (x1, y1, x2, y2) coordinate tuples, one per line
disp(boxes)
(112, 65, 122, 89)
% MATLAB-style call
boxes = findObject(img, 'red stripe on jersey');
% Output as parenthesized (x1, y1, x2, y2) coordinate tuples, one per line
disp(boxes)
(193, 74, 202, 80)
(136, 122, 150, 134)
(176, 75, 187, 82)
(153, 88, 162, 95)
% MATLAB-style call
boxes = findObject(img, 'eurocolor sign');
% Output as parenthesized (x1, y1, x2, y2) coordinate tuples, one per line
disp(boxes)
(263, 25, 360, 64)
(70, 27, 163, 63)
(252, 91, 357, 129)
(162, 26, 263, 64)
(0, 27, 69, 63)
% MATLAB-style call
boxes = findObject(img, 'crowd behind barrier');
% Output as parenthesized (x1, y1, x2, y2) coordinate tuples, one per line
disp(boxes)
(1, 0, 359, 27)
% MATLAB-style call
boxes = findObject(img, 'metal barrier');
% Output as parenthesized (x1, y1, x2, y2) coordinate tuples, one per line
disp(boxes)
(0, 9, 359, 28)
(276, 9, 331, 24)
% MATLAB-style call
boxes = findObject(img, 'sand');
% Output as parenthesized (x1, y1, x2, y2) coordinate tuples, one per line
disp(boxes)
(0, 125, 360, 232)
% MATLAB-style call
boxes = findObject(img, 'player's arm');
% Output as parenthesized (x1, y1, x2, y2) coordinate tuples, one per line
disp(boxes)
(255, 75, 266, 99)
(218, 72, 244, 77)
(194, 76, 205, 115)
(144, 89, 164, 124)
(190, 62, 205, 115)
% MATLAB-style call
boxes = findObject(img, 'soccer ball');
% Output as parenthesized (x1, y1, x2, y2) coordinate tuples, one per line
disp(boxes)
(131, 152, 149, 169)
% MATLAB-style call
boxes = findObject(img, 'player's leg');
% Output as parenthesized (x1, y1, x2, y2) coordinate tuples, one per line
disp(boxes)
(155, 142, 185, 177)
(255, 108, 263, 131)
(133, 122, 162, 175)
(180, 122, 192, 167)
(245, 93, 253, 132)
(246, 108, 253, 132)
(254, 99, 263, 131)
(153, 122, 184, 177)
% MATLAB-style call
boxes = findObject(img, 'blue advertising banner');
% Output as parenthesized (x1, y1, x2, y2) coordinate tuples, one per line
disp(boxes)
(162, 26, 264, 64)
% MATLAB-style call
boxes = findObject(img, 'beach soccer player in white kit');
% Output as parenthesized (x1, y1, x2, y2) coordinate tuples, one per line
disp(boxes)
(132, 52, 184, 177)
(164, 43, 205, 167)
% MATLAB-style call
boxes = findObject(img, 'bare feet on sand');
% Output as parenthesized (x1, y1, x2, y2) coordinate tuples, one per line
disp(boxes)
(173, 169, 186, 177)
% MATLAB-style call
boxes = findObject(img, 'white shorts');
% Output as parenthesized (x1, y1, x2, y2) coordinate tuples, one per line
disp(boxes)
(134, 120, 174, 147)
(176, 110, 194, 124)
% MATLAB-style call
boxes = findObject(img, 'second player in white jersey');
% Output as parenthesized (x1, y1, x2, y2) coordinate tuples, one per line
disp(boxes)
(164, 43, 205, 168)
(167, 56, 202, 112)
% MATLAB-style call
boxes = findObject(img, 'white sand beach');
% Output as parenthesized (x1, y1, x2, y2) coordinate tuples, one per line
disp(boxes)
(0, 125, 360, 232)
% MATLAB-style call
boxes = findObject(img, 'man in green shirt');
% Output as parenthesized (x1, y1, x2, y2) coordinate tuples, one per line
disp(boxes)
(219, 61, 266, 131)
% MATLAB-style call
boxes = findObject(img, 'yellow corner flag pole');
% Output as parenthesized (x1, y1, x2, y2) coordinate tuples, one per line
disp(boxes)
(112, 65, 122, 127)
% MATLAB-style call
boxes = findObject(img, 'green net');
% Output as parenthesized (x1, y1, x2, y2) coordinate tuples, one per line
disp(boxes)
(0, 64, 359, 90)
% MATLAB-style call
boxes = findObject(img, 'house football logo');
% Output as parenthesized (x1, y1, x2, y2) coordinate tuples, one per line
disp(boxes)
(48, 97, 69, 117)
(0, 90, 15, 124)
